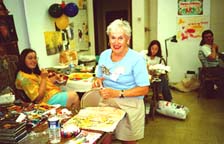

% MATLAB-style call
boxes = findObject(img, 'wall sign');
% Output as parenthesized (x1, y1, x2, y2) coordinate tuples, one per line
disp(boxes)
(178, 0, 203, 15)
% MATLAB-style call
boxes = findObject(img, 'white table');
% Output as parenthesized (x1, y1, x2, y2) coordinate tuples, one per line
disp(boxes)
(65, 77, 94, 93)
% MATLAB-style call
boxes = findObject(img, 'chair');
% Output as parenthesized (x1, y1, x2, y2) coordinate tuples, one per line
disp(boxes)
(80, 88, 102, 108)
(198, 50, 224, 98)
(15, 89, 31, 103)
(144, 57, 169, 122)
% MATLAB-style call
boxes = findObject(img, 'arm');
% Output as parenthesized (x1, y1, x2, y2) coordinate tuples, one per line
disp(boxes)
(99, 86, 149, 99)
(34, 69, 48, 103)
(208, 43, 219, 60)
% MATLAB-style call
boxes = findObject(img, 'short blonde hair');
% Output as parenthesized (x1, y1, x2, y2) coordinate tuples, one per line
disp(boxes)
(106, 19, 131, 37)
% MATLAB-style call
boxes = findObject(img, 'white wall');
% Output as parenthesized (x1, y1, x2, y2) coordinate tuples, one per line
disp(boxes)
(23, 0, 63, 68)
(6, 0, 223, 83)
(211, 0, 224, 52)
(157, 0, 210, 82)
(132, 0, 146, 52)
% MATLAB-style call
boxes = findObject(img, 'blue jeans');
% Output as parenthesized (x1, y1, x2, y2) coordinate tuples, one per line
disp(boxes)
(159, 74, 172, 101)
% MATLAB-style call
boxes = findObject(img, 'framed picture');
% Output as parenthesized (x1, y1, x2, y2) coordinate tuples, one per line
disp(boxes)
(0, 15, 18, 43)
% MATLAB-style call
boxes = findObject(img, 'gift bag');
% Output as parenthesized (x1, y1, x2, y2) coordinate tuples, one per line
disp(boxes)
(0, 87, 15, 105)
(156, 100, 189, 120)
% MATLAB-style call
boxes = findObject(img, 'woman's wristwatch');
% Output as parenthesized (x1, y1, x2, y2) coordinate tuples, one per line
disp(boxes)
(120, 90, 125, 98)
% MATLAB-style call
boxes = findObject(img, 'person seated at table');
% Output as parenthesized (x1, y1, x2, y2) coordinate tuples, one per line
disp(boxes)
(15, 48, 80, 110)
(93, 19, 150, 144)
(146, 40, 172, 102)
(198, 29, 224, 96)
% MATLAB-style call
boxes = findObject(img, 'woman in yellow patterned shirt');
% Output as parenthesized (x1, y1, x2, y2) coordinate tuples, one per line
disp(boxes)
(15, 48, 79, 110)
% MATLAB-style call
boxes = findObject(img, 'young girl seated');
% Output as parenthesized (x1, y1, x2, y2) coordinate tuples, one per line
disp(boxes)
(15, 48, 80, 110)
(146, 40, 172, 101)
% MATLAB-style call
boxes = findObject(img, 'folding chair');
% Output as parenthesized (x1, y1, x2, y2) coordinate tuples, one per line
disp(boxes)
(80, 88, 102, 108)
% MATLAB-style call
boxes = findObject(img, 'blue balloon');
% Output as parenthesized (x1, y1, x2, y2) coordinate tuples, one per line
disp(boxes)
(64, 3, 79, 17)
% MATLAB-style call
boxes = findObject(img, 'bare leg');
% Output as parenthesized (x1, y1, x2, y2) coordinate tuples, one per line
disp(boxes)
(66, 91, 80, 111)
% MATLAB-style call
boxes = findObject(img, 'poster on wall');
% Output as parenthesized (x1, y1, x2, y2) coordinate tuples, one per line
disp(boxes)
(177, 16, 209, 41)
(73, 8, 89, 51)
(44, 31, 63, 55)
(178, 0, 203, 15)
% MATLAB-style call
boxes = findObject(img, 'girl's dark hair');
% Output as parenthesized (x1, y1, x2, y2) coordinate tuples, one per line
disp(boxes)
(200, 29, 213, 46)
(147, 40, 162, 57)
(18, 48, 41, 75)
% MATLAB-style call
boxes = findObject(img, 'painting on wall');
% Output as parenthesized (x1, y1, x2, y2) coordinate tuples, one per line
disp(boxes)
(178, 0, 203, 15)
(44, 31, 63, 55)
(177, 16, 209, 41)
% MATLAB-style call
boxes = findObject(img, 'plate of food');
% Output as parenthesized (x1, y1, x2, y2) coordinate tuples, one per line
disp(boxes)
(69, 73, 93, 81)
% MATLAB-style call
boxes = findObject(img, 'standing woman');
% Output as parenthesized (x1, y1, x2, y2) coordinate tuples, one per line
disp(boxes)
(15, 48, 80, 110)
(146, 40, 173, 102)
(93, 19, 150, 144)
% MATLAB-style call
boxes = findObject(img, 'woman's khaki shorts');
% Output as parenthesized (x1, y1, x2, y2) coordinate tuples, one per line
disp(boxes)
(99, 97, 145, 141)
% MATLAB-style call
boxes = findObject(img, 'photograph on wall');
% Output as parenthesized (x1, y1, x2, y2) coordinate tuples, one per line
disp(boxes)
(177, 16, 209, 41)
(44, 31, 63, 55)
(178, 0, 203, 15)
(73, 9, 89, 51)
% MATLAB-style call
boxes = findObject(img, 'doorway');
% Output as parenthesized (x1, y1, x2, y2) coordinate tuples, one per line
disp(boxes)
(93, 0, 132, 55)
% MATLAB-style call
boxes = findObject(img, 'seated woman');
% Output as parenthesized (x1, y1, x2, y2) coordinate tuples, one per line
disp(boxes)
(199, 29, 220, 67)
(15, 48, 80, 110)
(198, 29, 224, 97)
(146, 40, 172, 102)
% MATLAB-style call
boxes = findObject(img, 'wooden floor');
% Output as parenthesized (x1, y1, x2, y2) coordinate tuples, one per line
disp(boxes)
(139, 89, 224, 144)
(112, 89, 224, 144)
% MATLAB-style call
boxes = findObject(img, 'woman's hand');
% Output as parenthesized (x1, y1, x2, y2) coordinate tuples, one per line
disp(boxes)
(100, 88, 120, 99)
(40, 69, 48, 79)
(210, 43, 219, 60)
(212, 43, 219, 52)
(92, 77, 104, 88)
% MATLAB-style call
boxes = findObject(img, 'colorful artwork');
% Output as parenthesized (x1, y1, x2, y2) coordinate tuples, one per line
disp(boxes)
(177, 16, 209, 41)
(73, 9, 89, 51)
(178, 0, 203, 15)
(64, 107, 126, 132)
(44, 31, 63, 55)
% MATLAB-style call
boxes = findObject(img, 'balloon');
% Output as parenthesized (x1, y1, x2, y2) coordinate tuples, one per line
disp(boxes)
(48, 3, 63, 18)
(55, 15, 69, 30)
(64, 3, 79, 17)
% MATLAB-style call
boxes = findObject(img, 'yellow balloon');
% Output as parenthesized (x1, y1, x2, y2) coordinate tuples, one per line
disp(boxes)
(55, 14, 69, 30)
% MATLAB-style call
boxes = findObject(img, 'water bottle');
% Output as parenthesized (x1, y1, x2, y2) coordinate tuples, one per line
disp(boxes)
(69, 62, 75, 73)
(48, 109, 61, 143)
